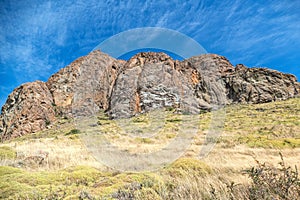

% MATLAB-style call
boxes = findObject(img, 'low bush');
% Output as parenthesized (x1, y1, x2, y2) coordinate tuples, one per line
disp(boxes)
(244, 153, 300, 200)
(65, 129, 81, 135)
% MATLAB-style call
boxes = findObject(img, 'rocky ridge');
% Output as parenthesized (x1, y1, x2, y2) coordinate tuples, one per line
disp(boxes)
(0, 50, 299, 141)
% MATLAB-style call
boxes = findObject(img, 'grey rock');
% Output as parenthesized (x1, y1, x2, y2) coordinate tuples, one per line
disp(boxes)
(0, 50, 299, 141)
(224, 65, 300, 103)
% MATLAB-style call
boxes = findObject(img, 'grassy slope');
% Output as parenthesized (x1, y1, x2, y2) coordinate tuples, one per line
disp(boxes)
(0, 97, 299, 199)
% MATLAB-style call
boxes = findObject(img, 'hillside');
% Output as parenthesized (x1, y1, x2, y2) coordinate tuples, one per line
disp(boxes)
(0, 51, 299, 199)
(1, 51, 299, 141)
(0, 97, 299, 199)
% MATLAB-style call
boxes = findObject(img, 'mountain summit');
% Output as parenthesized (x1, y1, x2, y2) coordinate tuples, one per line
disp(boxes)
(0, 50, 299, 141)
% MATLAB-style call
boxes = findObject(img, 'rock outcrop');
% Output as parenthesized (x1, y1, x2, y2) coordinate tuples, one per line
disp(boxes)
(0, 81, 55, 141)
(0, 50, 299, 141)
(46, 51, 125, 118)
(224, 64, 300, 103)
(109, 52, 191, 118)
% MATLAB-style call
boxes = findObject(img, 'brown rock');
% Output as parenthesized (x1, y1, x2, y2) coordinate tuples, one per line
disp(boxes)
(185, 54, 235, 108)
(110, 52, 179, 118)
(235, 64, 247, 71)
(1, 51, 299, 140)
(46, 50, 125, 118)
(109, 53, 238, 118)
(0, 81, 55, 141)
(71, 50, 124, 117)
(187, 54, 235, 76)
(47, 56, 84, 107)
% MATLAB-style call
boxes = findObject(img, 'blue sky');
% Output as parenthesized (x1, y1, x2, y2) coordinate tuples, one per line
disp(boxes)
(1, 0, 299, 109)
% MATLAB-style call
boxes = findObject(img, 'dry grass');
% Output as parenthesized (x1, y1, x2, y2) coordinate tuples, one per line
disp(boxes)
(220, 97, 300, 148)
(96, 109, 187, 154)
(0, 97, 299, 199)
(0, 136, 105, 171)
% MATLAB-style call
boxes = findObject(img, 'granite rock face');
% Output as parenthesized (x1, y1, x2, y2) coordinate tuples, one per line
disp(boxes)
(0, 50, 299, 141)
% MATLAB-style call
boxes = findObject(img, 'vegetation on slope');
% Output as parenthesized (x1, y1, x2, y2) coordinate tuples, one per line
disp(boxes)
(222, 97, 300, 148)
(0, 97, 299, 199)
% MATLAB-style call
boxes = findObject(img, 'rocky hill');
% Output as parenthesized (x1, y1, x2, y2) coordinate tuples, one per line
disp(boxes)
(0, 50, 299, 141)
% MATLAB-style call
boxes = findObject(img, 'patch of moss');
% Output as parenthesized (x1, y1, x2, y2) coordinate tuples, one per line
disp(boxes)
(237, 135, 300, 148)
(164, 157, 212, 177)
(135, 187, 162, 200)
(98, 172, 165, 199)
(0, 165, 112, 199)
(8, 123, 75, 142)
(0, 181, 33, 199)
(0, 166, 22, 176)
(132, 115, 149, 123)
(0, 146, 17, 160)
(165, 132, 177, 139)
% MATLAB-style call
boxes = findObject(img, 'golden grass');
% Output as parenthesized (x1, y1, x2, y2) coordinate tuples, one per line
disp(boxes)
(0, 136, 104, 171)
(0, 97, 299, 199)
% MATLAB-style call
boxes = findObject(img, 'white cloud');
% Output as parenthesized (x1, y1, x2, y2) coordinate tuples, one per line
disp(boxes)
(0, 0, 299, 109)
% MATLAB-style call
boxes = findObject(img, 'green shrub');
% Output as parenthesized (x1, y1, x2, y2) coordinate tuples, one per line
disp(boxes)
(244, 153, 300, 200)
(65, 129, 81, 135)
(165, 157, 212, 177)
(45, 119, 51, 126)
(166, 118, 182, 123)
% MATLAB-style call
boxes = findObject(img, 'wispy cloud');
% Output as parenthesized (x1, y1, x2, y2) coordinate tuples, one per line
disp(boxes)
(0, 0, 299, 109)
